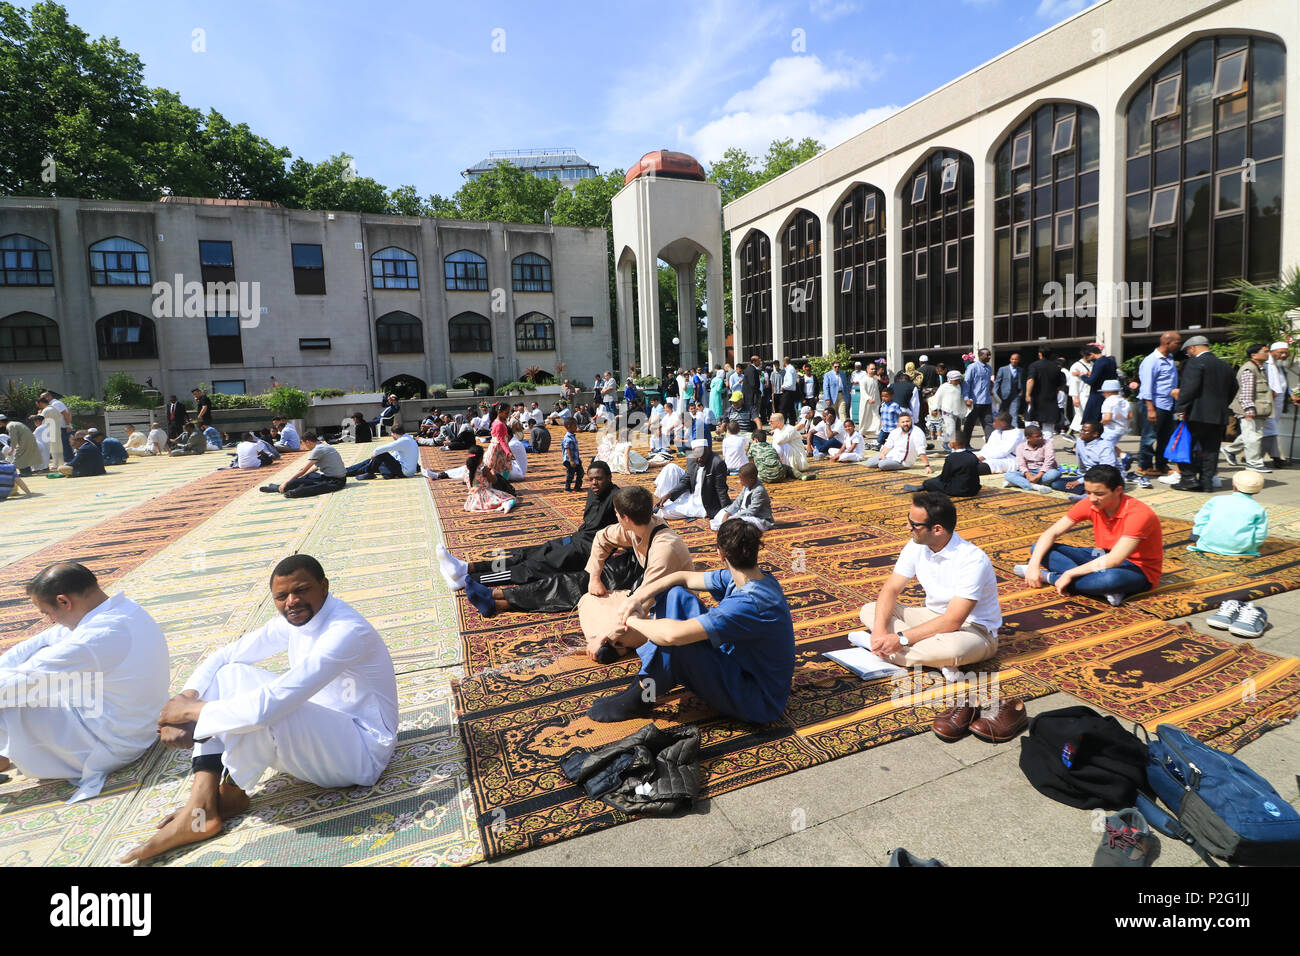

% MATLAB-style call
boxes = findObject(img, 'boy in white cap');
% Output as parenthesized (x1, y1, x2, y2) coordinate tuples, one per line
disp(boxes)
(1098, 380, 1128, 458)
(1189, 469, 1268, 557)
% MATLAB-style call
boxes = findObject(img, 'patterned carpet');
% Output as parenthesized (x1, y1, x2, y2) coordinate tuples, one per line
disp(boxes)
(439, 433, 1300, 860)
(0, 445, 481, 867)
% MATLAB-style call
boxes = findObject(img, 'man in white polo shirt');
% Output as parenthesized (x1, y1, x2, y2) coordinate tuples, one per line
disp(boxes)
(859, 491, 1002, 669)
(864, 412, 933, 474)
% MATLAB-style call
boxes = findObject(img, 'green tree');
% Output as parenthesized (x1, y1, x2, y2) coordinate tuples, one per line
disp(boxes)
(285, 153, 390, 214)
(454, 162, 562, 224)
(1215, 267, 1300, 367)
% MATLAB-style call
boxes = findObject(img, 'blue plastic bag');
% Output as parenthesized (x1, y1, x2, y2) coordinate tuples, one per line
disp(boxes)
(1164, 421, 1195, 464)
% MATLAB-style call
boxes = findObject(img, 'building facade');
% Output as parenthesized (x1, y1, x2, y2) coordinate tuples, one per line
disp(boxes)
(463, 148, 599, 190)
(724, 0, 1296, 369)
(0, 196, 612, 399)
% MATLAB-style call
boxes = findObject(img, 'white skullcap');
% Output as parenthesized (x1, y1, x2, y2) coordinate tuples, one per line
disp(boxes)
(691, 438, 708, 449)
(1271, 341, 1289, 351)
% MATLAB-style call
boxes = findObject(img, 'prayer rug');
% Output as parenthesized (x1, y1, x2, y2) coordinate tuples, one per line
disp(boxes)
(0, 443, 484, 867)
(443, 434, 1300, 859)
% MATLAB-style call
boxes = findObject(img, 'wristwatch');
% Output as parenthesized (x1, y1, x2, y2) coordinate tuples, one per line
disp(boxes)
(897, 631, 910, 647)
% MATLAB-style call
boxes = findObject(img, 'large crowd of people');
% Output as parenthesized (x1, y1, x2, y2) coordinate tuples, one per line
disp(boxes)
(0, 345, 1291, 864)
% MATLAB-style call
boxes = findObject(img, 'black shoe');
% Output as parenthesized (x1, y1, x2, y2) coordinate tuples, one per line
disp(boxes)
(1272, 458, 1289, 469)
(1173, 479, 1205, 492)
(258, 484, 280, 493)
(594, 644, 624, 665)
(901, 483, 923, 492)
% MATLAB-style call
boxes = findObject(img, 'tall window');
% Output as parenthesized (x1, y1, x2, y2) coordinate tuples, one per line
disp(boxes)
(199, 240, 235, 285)
(993, 103, 1100, 346)
(96, 311, 158, 360)
(516, 312, 555, 350)
(779, 210, 821, 359)
(291, 243, 325, 295)
(0, 312, 60, 362)
(833, 184, 887, 356)
(371, 247, 418, 290)
(738, 231, 772, 361)
(445, 250, 488, 291)
(901, 150, 974, 354)
(0, 235, 53, 286)
(376, 311, 423, 353)
(449, 312, 491, 352)
(89, 237, 150, 286)
(1125, 35, 1284, 336)
(512, 252, 552, 292)
(206, 313, 243, 365)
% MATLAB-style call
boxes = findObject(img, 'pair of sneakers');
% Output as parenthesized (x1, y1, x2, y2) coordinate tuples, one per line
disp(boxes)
(1207, 599, 1269, 638)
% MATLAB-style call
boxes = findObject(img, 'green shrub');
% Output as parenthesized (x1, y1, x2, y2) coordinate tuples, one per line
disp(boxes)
(309, 387, 345, 399)
(102, 371, 149, 408)
(809, 344, 852, 378)
(498, 380, 537, 395)
(209, 392, 266, 409)
(429, 383, 448, 398)
(61, 395, 105, 415)
(1, 380, 45, 420)
(265, 385, 310, 419)
(633, 375, 661, 389)
(473, 383, 491, 395)
(451, 377, 471, 390)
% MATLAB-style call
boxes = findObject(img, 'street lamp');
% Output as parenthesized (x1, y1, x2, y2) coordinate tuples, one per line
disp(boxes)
(672, 336, 680, 369)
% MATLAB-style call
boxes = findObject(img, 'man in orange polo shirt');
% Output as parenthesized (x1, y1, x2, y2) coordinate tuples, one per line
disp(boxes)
(1015, 464, 1162, 607)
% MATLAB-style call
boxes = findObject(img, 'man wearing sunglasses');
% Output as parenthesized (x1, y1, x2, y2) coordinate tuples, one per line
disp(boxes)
(859, 492, 1001, 669)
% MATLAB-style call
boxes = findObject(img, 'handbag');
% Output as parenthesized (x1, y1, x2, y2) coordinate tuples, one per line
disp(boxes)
(1163, 421, 1196, 464)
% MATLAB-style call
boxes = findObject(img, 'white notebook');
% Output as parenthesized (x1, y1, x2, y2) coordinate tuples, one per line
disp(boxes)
(824, 632, 908, 681)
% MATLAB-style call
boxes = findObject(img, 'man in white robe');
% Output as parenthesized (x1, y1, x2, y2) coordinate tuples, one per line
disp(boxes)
(0, 562, 169, 803)
(974, 413, 1024, 475)
(122, 554, 397, 863)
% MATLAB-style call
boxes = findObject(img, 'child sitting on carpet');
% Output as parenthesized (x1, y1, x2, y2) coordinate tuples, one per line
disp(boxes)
(1188, 469, 1269, 556)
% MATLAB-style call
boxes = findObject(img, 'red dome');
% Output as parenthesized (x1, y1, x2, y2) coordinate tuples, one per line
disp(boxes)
(624, 150, 707, 184)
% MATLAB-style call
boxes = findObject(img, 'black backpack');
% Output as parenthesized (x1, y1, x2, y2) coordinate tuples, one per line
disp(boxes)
(1018, 706, 1149, 810)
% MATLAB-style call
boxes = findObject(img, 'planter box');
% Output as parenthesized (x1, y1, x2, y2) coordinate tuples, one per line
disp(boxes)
(105, 408, 159, 440)
(312, 392, 382, 406)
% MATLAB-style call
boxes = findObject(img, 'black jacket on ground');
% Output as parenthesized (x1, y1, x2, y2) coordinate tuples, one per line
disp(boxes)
(666, 450, 732, 516)
(1176, 351, 1236, 426)
(560, 723, 701, 816)
(922, 448, 981, 497)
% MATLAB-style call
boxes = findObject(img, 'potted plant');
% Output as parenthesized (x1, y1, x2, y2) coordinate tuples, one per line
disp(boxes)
(429, 383, 449, 398)
(265, 384, 310, 429)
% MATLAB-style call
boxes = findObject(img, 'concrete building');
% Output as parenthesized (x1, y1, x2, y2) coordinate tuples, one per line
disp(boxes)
(463, 148, 599, 190)
(0, 196, 612, 399)
(611, 150, 727, 377)
(722, 0, 1295, 370)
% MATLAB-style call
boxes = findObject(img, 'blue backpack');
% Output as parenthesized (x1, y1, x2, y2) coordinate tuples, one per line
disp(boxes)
(1136, 723, 1300, 867)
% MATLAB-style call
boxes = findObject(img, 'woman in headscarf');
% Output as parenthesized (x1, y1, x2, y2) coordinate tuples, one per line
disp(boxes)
(709, 366, 726, 421)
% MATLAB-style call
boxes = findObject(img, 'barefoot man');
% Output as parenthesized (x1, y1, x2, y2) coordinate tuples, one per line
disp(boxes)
(122, 554, 397, 862)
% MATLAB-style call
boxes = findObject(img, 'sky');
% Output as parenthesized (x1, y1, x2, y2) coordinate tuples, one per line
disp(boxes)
(56, 0, 1101, 197)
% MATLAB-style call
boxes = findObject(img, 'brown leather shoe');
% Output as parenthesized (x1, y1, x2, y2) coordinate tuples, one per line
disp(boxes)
(932, 704, 978, 742)
(969, 697, 1028, 743)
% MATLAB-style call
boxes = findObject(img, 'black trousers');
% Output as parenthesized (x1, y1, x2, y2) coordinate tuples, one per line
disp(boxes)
(283, 474, 346, 498)
(1185, 420, 1226, 490)
(961, 403, 993, 443)
(780, 391, 797, 422)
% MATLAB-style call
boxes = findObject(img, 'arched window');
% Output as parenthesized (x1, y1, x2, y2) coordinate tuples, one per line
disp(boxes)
(516, 312, 555, 351)
(376, 311, 423, 353)
(371, 247, 419, 290)
(780, 210, 821, 359)
(89, 236, 151, 286)
(901, 149, 974, 355)
(0, 312, 60, 362)
(1124, 35, 1284, 337)
(449, 312, 492, 352)
(993, 103, 1100, 346)
(0, 235, 54, 286)
(445, 250, 488, 291)
(512, 252, 552, 292)
(738, 231, 772, 361)
(96, 311, 158, 360)
(833, 184, 888, 356)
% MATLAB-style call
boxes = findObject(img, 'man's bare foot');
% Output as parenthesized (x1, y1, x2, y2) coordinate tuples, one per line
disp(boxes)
(119, 771, 247, 864)
(0, 756, 11, 772)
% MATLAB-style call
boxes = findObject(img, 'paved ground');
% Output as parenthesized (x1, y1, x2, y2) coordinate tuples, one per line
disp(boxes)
(486, 428, 1300, 868)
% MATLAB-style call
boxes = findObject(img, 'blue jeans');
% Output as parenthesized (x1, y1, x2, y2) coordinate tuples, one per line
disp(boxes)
(1050, 474, 1085, 492)
(636, 586, 780, 724)
(1042, 544, 1151, 599)
(1004, 468, 1061, 489)
(811, 436, 843, 454)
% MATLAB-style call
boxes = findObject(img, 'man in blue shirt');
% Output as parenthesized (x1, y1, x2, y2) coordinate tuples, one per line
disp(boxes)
(588, 519, 794, 724)
(823, 360, 850, 422)
(961, 348, 995, 443)
(1136, 331, 1181, 475)
(59, 431, 106, 477)
(273, 418, 301, 453)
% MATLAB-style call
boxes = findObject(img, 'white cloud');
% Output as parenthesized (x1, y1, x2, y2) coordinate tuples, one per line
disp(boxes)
(1035, 0, 1093, 19)
(723, 55, 864, 114)
(687, 103, 899, 166)
(809, 0, 860, 20)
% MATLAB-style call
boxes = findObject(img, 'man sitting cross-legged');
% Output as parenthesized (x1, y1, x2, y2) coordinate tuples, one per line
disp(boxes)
(973, 413, 1023, 475)
(1016, 463, 1163, 607)
(0, 562, 169, 803)
(259, 431, 348, 498)
(123, 554, 397, 863)
(586, 520, 795, 725)
(859, 492, 1025, 743)
(864, 411, 933, 475)
(1002, 424, 1060, 492)
(904, 433, 981, 497)
(436, 461, 618, 591)
(344, 425, 419, 480)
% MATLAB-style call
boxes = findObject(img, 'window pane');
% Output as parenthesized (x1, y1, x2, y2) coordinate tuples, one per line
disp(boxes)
(1128, 87, 1152, 157)
(1216, 171, 1243, 215)
(199, 241, 233, 267)
(1079, 207, 1098, 283)
(1183, 177, 1211, 292)
(1213, 51, 1247, 97)
(1126, 194, 1150, 284)
(1151, 75, 1180, 119)
(1251, 40, 1285, 121)
(1185, 39, 1214, 140)
(1185, 136, 1212, 177)
(1213, 212, 1243, 288)
(1248, 158, 1282, 282)
(292, 244, 323, 269)
(1251, 116, 1284, 161)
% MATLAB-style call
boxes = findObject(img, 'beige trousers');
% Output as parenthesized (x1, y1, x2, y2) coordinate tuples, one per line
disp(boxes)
(859, 601, 998, 668)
